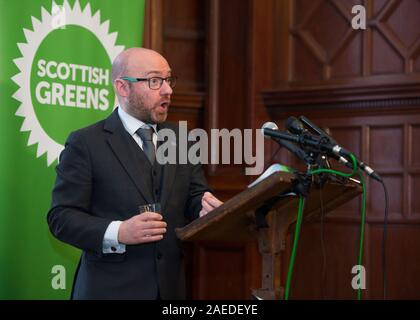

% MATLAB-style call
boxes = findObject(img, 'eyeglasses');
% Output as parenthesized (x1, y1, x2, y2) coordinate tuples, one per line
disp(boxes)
(120, 76, 177, 90)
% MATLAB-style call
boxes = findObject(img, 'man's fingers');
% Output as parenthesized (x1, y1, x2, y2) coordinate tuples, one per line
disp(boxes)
(142, 235, 164, 243)
(142, 228, 167, 236)
(205, 196, 223, 208)
(120, 213, 166, 245)
(201, 199, 213, 213)
(199, 209, 206, 217)
(202, 193, 223, 208)
(141, 220, 167, 229)
(138, 211, 163, 221)
(141, 227, 166, 243)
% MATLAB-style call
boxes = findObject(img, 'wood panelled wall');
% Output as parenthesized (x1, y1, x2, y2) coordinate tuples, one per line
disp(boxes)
(145, 0, 420, 299)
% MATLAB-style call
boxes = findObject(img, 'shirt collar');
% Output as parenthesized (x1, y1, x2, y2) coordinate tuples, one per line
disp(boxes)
(118, 107, 157, 136)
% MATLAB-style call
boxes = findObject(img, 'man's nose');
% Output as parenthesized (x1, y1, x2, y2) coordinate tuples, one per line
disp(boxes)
(160, 79, 173, 95)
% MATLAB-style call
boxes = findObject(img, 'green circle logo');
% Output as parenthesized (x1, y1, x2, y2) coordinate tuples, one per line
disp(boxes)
(31, 25, 115, 145)
(12, 1, 124, 165)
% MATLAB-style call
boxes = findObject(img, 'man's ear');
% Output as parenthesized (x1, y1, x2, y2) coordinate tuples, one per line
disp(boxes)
(114, 79, 130, 98)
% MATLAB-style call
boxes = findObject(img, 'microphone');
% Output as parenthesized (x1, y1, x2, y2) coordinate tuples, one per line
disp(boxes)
(300, 116, 382, 182)
(299, 115, 337, 144)
(285, 117, 309, 135)
(286, 116, 382, 182)
(261, 122, 314, 164)
(261, 122, 279, 138)
(288, 116, 352, 158)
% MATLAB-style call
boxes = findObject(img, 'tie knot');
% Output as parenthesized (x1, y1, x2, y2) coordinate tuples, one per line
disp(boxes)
(136, 127, 154, 141)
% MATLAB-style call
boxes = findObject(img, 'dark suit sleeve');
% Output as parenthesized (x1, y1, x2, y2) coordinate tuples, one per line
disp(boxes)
(185, 160, 212, 221)
(47, 131, 112, 255)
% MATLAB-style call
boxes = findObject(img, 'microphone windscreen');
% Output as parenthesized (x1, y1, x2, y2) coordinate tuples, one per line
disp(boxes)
(285, 117, 304, 134)
(261, 122, 278, 138)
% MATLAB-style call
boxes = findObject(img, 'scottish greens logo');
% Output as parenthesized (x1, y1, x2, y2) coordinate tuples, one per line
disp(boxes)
(12, 0, 124, 166)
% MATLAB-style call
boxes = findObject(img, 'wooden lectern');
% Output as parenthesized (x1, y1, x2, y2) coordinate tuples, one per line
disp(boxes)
(175, 171, 362, 299)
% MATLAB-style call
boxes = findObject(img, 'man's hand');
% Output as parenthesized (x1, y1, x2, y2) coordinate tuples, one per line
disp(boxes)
(200, 192, 223, 217)
(118, 212, 167, 244)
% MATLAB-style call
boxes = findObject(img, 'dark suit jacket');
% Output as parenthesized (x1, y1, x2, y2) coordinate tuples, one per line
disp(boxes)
(47, 108, 210, 300)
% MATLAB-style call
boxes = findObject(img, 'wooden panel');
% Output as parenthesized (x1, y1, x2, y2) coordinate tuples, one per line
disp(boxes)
(289, 200, 420, 300)
(291, 0, 360, 81)
(410, 125, 420, 167)
(305, 1, 349, 55)
(214, 0, 248, 130)
(371, 29, 404, 75)
(369, 126, 404, 168)
(385, 0, 420, 50)
(331, 32, 363, 78)
(292, 39, 324, 82)
(190, 242, 261, 300)
(206, 0, 251, 181)
(282, 0, 420, 87)
(287, 222, 363, 299)
(409, 174, 420, 217)
(369, 173, 403, 218)
(164, 38, 206, 91)
(415, 51, 420, 73)
(191, 242, 247, 299)
(294, 0, 320, 26)
(369, 224, 420, 299)
(373, 0, 388, 16)
(164, 0, 205, 30)
(166, 108, 203, 130)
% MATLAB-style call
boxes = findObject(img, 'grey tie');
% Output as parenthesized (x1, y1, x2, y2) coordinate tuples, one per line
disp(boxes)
(136, 127, 155, 164)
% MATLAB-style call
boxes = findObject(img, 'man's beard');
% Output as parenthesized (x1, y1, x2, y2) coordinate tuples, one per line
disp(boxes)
(127, 92, 155, 124)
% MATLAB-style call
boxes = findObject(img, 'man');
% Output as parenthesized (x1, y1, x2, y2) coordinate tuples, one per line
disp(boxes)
(47, 48, 223, 300)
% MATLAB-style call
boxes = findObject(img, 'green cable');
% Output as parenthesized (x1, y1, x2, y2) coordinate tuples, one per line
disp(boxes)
(310, 159, 367, 300)
(357, 171, 366, 300)
(284, 196, 305, 300)
(309, 154, 358, 177)
(284, 154, 368, 300)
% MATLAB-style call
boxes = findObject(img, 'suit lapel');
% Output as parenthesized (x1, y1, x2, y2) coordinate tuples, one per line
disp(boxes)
(104, 109, 154, 204)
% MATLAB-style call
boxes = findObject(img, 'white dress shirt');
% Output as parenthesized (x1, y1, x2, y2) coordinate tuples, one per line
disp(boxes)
(102, 107, 157, 254)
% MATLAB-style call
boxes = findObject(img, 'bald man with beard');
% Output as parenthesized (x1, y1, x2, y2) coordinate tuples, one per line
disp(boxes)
(47, 48, 222, 300)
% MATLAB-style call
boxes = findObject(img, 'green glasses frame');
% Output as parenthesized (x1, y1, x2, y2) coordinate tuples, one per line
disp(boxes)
(120, 76, 177, 90)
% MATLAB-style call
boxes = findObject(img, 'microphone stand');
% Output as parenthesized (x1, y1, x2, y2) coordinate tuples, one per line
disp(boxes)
(265, 128, 347, 188)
